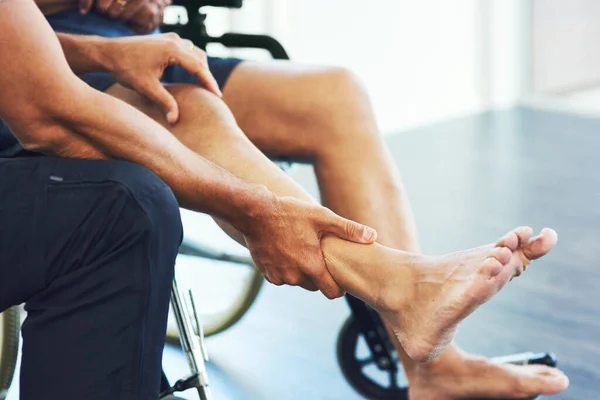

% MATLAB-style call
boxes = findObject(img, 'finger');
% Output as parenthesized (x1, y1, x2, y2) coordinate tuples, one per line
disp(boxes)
(309, 258, 345, 299)
(95, 0, 115, 12)
(283, 272, 318, 291)
(192, 47, 221, 96)
(265, 273, 283, 286)
(118, 0, 145, 20)
(138, 80, 180, 124)
(172, 45, 222, 97)
(154, 8, 164, 31)
(79, 0, 94, 14)
(320, 209, 377, 244)
(298, 278, 318, 292)
(314, 270, 345, 299)
(147, 2, 162, 32)
(107, 0, 129, 18)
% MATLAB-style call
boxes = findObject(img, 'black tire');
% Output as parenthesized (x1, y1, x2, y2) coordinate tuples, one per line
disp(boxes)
(0, 307, 21, 400)
(336, 316, 408, 400)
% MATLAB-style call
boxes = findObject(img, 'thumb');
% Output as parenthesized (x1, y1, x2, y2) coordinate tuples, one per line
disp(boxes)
(79, 0, 93, 13)
(140, 81, 180, 124)
(322, 211, 377, 244)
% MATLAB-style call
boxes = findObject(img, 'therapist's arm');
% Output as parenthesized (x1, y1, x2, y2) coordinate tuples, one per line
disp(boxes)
(0, 0, 264, 223)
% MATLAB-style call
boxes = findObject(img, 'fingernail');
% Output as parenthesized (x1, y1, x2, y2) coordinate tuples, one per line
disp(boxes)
(166, 111, 176, 123)
(362, 227, 375, 241)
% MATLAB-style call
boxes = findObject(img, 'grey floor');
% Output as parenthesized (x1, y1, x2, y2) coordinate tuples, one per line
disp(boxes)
(8, 107, 600, 399)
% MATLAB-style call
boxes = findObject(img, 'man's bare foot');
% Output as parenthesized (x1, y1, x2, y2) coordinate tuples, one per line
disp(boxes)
(409, 345, 569, 399)
(377, 227, 557, 362)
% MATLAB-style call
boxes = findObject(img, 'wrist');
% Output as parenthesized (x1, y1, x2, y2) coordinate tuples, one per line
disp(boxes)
(223, 183, 277, 236)
(58, 33, 117, 75)
(88, 36, 120, 74)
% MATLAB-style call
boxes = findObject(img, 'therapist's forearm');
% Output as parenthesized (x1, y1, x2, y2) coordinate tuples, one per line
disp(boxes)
(50, 85, 271, 225)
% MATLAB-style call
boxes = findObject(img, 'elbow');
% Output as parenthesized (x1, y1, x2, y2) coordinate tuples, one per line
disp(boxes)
(9, 82, 95, 154)
(18, 121, 72, 155)
(19, 119, 108, 159)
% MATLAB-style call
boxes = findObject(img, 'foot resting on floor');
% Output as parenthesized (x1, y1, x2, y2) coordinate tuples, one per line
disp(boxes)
(409, 345, 569, 399)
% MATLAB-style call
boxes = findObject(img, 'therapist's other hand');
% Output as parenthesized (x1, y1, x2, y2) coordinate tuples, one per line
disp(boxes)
(102, 33, 221, 123)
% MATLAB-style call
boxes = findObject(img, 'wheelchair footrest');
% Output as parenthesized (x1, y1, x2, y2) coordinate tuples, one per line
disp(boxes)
(489, 352, 557, 367)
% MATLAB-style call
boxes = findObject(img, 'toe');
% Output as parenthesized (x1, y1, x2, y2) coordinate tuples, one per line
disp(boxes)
(496, 231, 518, 251)
(517, 365, 570, 395)
(514, 226, 534, 247)
(490, 246, 512, 265)
(496, 226, 531, 251)
(480, 257, 505, 278)
(522, 228, 558, 261)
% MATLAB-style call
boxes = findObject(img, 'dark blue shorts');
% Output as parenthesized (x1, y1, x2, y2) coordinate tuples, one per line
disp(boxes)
(46, 9, 244, 92)
(0, 9, 243, 158)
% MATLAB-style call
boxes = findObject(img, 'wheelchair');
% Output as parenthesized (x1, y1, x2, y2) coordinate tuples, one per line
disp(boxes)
(0, 1, 559, 399)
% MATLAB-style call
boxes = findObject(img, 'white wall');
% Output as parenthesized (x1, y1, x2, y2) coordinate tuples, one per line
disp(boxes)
(483, 0, 525, 105)
(200, 0, 529, 134)
(532, 0, 600, 94)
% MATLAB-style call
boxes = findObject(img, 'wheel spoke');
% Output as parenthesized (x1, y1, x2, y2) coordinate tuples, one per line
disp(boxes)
(389, 370, 399, 388)
(357, 357, 375, 368)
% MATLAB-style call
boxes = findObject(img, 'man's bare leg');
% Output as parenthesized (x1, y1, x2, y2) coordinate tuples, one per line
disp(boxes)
(107, 82, 560, 368)
(217, 62, 569, 398)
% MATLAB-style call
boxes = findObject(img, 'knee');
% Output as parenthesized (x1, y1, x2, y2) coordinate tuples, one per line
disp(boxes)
(163, 83, 248, 148)
(306, 67, 378, 145)
(107, 161, 183, 259)
(169, 84, 238, 130)
(317, 67, 369, 100)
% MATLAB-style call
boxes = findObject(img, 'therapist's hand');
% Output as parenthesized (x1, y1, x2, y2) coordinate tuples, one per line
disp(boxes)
(233, 192, 378, 299)
(101, 33, 221, 123)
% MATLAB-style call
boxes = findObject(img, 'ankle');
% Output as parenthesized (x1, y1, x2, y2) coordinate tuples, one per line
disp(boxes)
(414, 344, 467, 375)
(376, 253, 422, 312)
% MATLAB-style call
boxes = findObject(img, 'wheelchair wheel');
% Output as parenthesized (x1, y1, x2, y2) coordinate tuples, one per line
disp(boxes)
(337, 316, 408, 400)
(166, 265, 263, 342)
(201, 266, 263, 337)
(166, 212, 265, 344)
(0, 307, 21, 400)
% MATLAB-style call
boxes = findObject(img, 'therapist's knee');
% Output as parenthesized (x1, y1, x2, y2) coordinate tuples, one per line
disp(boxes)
(106, 160, 183, 264)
